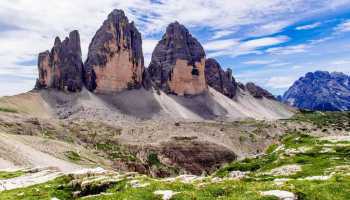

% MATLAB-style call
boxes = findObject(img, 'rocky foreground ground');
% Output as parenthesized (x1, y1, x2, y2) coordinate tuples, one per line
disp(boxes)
(0, 132, 349, 200)
(0, 111, 349, 199)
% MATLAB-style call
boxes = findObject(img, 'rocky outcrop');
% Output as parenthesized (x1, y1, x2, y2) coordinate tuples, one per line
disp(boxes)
(159, 139, 236, 175)
(245, 82, 275, 99)
(282, 71, 350, 111)
(148, 22, 207, 96)
(84, 9, 144, 94)
(35, 30, 84, 92)
(205, 58, 237, 98)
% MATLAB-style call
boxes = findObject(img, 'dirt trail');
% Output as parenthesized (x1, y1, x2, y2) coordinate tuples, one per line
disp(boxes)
(0, 132, 81, 172)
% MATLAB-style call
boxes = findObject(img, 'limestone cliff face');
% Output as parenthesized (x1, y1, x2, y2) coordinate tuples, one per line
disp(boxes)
(35, 30, 84, 92)
(205, 58, 237, 98)
(84, 9, 144, 94)
(148, 22, 207, 96)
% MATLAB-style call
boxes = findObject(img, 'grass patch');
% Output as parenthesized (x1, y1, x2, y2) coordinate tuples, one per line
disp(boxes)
(0, 107, 18, 113)
(216, 133, 350, 179)
(95, 143, 137, 162)
(0, 171, 24, 180)
(290, 111, 350, 130)
(147, 153, 161, 166)
(265, 144, 278, 154)
(64, 151, 81, 162)
(0, 176, 73, 200)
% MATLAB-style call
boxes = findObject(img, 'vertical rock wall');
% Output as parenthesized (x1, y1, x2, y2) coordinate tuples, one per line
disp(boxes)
(84, 9, 144, 94)
(36, 30, 84, 92)
(148, 22, 207, 96)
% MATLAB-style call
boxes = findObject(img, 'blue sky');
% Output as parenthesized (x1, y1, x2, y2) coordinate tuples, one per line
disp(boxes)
(1, 0, 350, 96)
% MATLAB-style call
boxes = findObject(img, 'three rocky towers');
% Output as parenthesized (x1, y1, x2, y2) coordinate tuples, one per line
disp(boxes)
(36, 9, 274, 99)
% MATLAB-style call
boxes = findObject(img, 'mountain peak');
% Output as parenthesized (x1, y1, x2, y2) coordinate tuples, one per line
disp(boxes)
(84, 9, 144, 93)
(36, 30, 84, 92)
(110, 9, 125, 16)
(283, 71, 350, 111)
(148, 22, 207, 95)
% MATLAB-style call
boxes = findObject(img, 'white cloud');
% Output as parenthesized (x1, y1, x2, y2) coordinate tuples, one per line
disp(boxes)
(334, 19, 350, 33)
(268, 62, 290, 67)
(330, 59, 350, 65)
(266, 44, 308, 55)
(240, 36, 289, 49)
(266, 76, 295, 89)
(142, 39, 158, 65)
(204, 39, 239, 51)
(292, 65, 303, 69)
(296, 22, 321, 30)
(243, 60, 276, 65)
(211, 30, 235, 39)
(205, 35, 289, 58)
(249, 21, 292, 37)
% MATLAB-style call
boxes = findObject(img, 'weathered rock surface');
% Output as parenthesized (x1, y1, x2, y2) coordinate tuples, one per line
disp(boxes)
(148, 22, 207, 95)
(205, 58, 237, 98)
(35, 30, 84, 92)
(84, 9, 144, 93)
(282, 71, 350, 111)
(244, 82, 275, 99)
(159, 140, 236, 175)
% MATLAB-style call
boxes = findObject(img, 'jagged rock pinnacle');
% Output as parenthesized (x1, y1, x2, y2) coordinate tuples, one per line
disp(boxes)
(148, 22, 207, 96)
(84, 9, 144, 93)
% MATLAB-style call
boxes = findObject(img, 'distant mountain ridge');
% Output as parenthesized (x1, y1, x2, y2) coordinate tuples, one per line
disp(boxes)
(282, 71, 350, 111)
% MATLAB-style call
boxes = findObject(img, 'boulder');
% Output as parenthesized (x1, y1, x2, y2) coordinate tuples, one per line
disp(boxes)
(35, 30, 84, 92)
(84, 9, 144, 93)
(205, 58, 237, 98)
(148, 22, 207, 95)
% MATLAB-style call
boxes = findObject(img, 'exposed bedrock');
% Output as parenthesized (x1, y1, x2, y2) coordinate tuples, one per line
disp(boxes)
(36, 30, 84, 92)
(148, 22, 207, 96)
(205, 58, 238, 98)
(244, 82, 276, 99)
(84, 9, 144, 94)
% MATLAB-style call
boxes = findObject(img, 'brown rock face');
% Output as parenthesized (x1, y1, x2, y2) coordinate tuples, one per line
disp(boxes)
(84, 9, 144, 94)
(205, 58, 237, 98)
(245, 82, 276, 99)
(159, 140, 236, 175)
(148, 22, 207, 95)
(35, 30, 84, 92)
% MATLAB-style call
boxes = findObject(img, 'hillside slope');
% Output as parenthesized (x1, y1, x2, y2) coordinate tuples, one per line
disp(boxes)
(0, 87, 294, 121)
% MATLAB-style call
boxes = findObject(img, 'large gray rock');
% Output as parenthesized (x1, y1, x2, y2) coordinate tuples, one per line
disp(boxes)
(35, 30, 84, 92)
(205, 58, 237, 98)
(148, 22, 207, 95)
(282, 71, 350, 111)
(84, 9, 144, 94)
